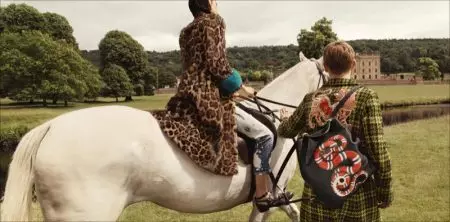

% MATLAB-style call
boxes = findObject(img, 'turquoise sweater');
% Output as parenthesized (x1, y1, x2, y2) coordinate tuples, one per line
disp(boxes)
(219, 69, 242, 97)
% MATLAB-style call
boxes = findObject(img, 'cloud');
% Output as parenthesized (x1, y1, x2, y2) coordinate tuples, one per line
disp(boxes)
(3, 0, 449, 51)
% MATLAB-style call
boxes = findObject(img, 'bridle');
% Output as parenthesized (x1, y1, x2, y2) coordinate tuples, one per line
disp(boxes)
(239, 58, 326, 123)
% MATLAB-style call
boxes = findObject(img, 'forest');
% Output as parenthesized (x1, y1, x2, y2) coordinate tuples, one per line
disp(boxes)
(82, 38, 450, 87)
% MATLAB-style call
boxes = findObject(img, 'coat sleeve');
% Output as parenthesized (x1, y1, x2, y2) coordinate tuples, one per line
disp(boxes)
(361, 90, 393, 204)
(277, 94, 310, 138)
(199, 17, 233, 82)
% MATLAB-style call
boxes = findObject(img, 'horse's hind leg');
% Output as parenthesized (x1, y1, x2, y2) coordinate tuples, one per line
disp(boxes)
(35, 179, 128, 221)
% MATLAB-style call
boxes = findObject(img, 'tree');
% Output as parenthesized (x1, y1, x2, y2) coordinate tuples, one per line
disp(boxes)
(42, 12, 78, 49)
(297, 17, 338, 59)
(143, 67, 157, 95)
(416, 57, 441, 80)
(99, 30, 154, 100)
(158, 72, 177, 88)
(249, 70, 262, 81)
(0, 31, 102, 105)
(0, 49, 35, 101)
(0, 3, 46, 33)
(101, 64, 133, 102)
(0, 4, 78, 50)
(260, 70, 274, 84)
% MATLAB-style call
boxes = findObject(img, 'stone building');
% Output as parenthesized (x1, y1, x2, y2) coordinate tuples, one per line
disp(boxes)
(352, 53, 382, 80)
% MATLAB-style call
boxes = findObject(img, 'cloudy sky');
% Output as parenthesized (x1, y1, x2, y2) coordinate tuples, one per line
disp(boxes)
(3, 0, 449, 52)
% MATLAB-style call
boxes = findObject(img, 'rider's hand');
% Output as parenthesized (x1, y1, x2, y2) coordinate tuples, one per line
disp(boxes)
(239, 85, 256, 98)
(232, 92, 244, 102)
(378, 201, 390, 209)
(280, 108, 291, 121)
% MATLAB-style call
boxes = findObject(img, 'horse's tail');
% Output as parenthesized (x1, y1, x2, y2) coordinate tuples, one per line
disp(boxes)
(1, 122, 51, 221)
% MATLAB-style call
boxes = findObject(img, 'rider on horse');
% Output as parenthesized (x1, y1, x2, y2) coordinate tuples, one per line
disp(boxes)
(152, 0, 293, 212)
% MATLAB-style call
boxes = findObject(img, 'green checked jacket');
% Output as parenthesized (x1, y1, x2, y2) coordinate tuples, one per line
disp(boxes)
(278, 78, 393, 222)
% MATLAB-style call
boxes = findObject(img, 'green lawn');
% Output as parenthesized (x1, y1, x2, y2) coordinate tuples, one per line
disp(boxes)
(1, 84, 449, 131)
(15, 115, 445, 221)
(369, 84, 449, 103)
(0, 95, 172, 131)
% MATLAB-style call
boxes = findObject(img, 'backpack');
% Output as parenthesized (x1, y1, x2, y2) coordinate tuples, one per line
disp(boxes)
(297, 86, 376, 209)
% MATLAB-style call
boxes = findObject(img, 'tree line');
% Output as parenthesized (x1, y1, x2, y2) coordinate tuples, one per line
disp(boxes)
(1, 4, 448, 106)
(82, 37, 449, 84)
(0, 3, 157, 105)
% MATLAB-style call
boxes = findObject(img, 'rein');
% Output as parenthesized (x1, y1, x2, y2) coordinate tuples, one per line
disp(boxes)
(237, 58, 326, 205)
(238, 94, 312, 204)
(253, 96, 297, 109)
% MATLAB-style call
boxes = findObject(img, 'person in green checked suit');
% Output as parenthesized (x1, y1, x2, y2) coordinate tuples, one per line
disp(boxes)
(278, 41, 393, 222)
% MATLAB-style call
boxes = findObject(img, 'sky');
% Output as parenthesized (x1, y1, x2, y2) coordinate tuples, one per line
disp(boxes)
(2, 0, 449, 52)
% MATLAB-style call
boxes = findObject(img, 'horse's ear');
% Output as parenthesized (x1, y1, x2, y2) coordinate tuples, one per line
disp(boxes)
(299, 51, 307, 62)
(317, 56, 324, 65)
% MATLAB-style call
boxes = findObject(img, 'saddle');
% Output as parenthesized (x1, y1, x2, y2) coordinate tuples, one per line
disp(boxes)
(235, 103, 278, 165)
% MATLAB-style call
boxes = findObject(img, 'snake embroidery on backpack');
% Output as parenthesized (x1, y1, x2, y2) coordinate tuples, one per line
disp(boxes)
(313, 135, 369, 197)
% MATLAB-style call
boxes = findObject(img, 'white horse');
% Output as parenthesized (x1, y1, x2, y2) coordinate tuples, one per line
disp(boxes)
(1, 53, 326, 222)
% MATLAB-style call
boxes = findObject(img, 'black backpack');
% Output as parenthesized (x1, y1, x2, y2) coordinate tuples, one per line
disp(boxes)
(297, 86, 376, 209)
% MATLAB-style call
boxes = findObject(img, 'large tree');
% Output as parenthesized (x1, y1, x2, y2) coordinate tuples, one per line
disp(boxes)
(101, 64, 133, 102)
(99, 30, 155, 100)
(42, 12, 78, 49)
(0, 31, 102, 105)
(416, 57, 441, 80)
(0, 4, 78, 50)
(0, 3, 46, 33)
(297, 17, 338, 59)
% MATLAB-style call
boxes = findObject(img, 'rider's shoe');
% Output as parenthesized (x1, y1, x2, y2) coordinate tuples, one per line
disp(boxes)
(253, 191, 294, 212)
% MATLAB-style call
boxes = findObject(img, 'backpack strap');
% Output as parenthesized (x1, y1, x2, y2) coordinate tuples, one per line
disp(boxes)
(330, 85, 363, 118)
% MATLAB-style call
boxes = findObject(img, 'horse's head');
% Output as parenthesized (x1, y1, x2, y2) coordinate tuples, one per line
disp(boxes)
(256, 51, 328, 111)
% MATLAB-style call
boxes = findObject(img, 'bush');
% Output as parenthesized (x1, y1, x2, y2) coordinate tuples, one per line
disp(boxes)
(381, 98, 450, 109)
(0, 124, 29, 154)
(382, 105, 450, 126)
(0, 125, 29, 198)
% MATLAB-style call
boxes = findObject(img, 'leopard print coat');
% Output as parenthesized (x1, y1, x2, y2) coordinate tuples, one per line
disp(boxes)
(152, 12, 238, 176)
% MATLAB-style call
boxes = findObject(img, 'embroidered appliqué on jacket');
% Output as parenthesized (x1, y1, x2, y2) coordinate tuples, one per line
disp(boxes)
(308, 88, 357, 129)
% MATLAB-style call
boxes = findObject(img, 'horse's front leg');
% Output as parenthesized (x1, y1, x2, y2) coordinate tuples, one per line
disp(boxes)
(279, 203, 300, 222)
(248, 204, 271, 222)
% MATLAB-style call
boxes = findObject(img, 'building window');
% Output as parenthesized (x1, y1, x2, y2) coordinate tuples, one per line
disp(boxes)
(375, 75, 378, 79)
(369, 61, 371, 66)
(362, 75, 365, 79)
(375, 68, 378, 73)
(369, 75, 372, 79)
(369, 68, 371, 73)
(363, 69, 365, 73)
(363, 62, 365, 66)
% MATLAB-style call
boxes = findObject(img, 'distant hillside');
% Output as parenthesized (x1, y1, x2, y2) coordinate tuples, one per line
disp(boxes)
(81, 38, 450, 79)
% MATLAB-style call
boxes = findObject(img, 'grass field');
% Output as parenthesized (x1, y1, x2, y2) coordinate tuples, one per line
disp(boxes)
(1, 84, 449, 131)
(16, 115, 447, 221)
(369, 84, 449, 103)
(0, 95, 172, 131)
(1, 84, 449, 221)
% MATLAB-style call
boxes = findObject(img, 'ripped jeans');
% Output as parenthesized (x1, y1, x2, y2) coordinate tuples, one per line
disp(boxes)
(235, 106, 274, 174)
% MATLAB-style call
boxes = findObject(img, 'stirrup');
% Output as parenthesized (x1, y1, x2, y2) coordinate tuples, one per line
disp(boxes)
(253, 191, 294, 212)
